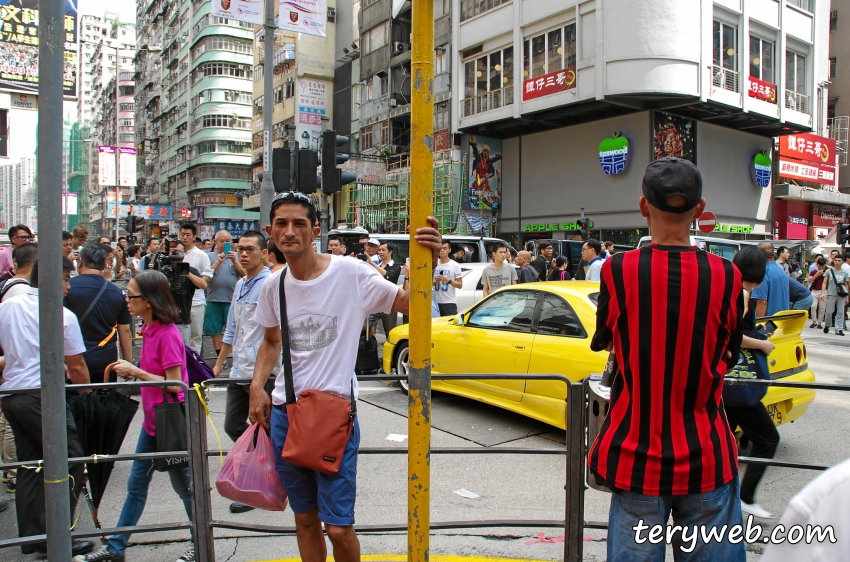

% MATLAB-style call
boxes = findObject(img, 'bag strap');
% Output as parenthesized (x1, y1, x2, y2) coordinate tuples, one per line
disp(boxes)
(78, 280, 110, 325)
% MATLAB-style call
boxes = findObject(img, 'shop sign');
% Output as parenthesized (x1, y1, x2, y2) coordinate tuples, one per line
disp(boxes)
(752, 151, 772, 188)
(813, 204, 843, 226)
(244, 193, 261, 209)
(433, 129, 450, 151)
(713, 223, 754, 234)
(215, 220, 259, 238)
(747, 77, 777, 103)
(523, 220, 594, 232)
(598, 132, 629, 175)
(107, 202, 172, 220)
(225, 195, 239, 206)
(522, 67, 576, 101)
(778, 133, 836, 166)
(778, 159, 836, 186)
(789, 216, 808, 226)
(196, 207, 205, 223)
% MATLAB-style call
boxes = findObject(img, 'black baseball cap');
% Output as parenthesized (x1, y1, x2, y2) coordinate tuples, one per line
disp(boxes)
(642, 157, 703, 214)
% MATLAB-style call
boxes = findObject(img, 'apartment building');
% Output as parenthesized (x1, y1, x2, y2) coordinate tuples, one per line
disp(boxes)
(0, 156, 35, 229)
(134, 0, 257, 238)
(448, 0, 834, 246)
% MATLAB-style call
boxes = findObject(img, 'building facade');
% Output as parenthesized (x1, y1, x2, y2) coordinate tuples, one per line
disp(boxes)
(449, 0, 832, 246)
(135, 0, 257, 240)
(0, 156, 36, 230)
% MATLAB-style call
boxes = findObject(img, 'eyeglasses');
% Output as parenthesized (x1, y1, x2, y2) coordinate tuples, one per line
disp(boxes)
(234, 246, 257, 254)
(126, 294, 144, 300)
(14, 235, 33, 240)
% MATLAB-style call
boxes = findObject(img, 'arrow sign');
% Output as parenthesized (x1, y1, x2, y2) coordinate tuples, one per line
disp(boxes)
(698, 212, 717, 234)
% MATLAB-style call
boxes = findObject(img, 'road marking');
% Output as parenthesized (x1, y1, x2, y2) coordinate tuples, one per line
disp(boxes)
(252, 556, 551, 562)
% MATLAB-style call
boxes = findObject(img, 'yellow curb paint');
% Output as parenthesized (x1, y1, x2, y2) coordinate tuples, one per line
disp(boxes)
(252, 554, 552, 562)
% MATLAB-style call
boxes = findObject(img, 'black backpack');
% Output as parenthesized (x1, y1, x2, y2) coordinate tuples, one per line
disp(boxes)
(0, 277, 30, 302)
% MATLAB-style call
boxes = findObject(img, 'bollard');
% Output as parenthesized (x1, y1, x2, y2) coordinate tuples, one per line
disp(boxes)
(564, 381, 586, 562)
(186, 388, 215, 560)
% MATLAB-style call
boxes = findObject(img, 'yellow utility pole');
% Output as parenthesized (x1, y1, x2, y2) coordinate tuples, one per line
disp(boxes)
(408, 1, 434, 562)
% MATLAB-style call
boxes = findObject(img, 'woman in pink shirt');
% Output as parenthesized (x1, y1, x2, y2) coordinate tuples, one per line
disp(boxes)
(78, 271, 194, 562)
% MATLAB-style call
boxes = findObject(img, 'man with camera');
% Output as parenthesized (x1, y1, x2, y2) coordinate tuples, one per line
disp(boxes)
(167, 241, 208, 347)
(178, 225, 212, 353)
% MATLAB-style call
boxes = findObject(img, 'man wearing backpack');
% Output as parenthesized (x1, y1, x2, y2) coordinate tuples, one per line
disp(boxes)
(0, 243, 37, 303)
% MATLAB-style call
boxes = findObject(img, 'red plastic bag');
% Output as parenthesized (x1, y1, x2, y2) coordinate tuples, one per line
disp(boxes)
(215, 423, 288, 511)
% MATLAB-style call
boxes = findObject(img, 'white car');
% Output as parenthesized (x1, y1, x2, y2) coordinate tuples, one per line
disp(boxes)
(454, 262, 523, 313)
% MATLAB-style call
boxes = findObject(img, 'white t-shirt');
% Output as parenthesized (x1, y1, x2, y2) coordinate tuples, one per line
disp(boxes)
(434, 259, 462, 304)
(761, 456, 850, 562)
(0, 279, 31, 302)
(586, 257, 604, 281)
(254, 255, 400, 405)
(183, 246, 212, 306)
(0, 289, 87, 391)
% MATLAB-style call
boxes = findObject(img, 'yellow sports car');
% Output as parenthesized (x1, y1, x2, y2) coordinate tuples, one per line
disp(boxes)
(383, 282, 815, 430)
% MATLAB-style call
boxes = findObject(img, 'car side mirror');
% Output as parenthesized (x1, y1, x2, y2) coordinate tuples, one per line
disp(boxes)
(456, 313, 465, 326)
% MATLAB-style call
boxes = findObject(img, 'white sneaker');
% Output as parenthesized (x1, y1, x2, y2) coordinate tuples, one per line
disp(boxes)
(741, 501, 775, 518)
(176, 546, 195, 562)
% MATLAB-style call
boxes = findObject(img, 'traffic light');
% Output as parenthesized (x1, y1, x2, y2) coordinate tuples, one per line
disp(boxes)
(126, 213, 145, 234)
(321, 130, 357, 195)
(272, 147, 291, 193)
(839, 222, 850, 246)
(297, 148, 318, 193)
(577, 218, 590, 239)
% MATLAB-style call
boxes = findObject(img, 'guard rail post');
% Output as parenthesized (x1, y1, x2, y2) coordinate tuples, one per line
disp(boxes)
(186, 386, 215, 560)
(565, 381, 586, 562)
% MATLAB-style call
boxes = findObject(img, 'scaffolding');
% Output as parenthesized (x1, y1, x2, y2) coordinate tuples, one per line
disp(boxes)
(828, 116, 848, 168)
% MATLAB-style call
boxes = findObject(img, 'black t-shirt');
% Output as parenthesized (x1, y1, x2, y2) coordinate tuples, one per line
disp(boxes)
(531, 256, 549, 280)
(170, 267, 200, 324)
(65, 274, 133, 373)
(384, 261, 401, 285)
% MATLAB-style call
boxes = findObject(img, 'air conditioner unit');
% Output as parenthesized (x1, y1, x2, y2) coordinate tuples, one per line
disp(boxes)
(392, 42, 408, 55)
(388, 98, 398, 108)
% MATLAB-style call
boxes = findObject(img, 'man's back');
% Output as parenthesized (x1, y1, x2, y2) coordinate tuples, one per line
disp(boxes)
(752, 261, 791, 316)
(589, 245, 743, 496)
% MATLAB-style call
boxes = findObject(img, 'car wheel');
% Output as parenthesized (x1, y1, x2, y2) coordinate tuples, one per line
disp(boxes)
(395, 341, 410, 394)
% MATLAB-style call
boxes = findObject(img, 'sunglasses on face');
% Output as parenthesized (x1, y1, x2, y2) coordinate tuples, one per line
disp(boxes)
(273, 191, 317, 211)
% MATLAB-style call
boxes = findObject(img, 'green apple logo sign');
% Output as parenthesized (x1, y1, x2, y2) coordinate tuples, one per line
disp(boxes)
(753, 151, 772, 188)
(599, 132, 629, 175)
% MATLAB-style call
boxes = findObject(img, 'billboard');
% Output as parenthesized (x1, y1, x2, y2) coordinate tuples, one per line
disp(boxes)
(107, 202, 173, 220)
(0, 0, 78, 97)
(296, 78, 328, 150)
(98, 146, 116, 186)
(652, 111, 696, 164)
(466, 135, 502, 212)
(212, 0, 264, 25)
(279, 0, 327, 38)
(778, 132, 837, 167)
(119, 147, 136, 187)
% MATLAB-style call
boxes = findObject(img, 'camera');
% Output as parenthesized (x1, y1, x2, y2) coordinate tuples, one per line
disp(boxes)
(357, 253, 368, 261)
(154, 252, 190, 277)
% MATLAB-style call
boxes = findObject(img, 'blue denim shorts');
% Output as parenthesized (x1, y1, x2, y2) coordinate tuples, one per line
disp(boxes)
(270, 405, 360, 526)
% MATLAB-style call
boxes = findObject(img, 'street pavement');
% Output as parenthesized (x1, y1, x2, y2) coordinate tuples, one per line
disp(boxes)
(1, 329, 848, 561)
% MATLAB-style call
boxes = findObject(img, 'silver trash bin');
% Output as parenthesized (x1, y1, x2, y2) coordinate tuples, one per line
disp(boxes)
(585, 374, 613, 492)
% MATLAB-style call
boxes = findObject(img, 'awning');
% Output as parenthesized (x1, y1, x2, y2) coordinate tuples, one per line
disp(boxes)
(774, 183, 850, 206)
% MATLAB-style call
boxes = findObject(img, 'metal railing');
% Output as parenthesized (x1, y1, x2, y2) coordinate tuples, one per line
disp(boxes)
(712, 65, 740, 93)
(785, 90, 811, 114)
(461, 86, 514, 118)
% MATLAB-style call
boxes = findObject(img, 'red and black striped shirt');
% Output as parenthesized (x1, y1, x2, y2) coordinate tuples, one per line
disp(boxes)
(588, 244, 744, 496)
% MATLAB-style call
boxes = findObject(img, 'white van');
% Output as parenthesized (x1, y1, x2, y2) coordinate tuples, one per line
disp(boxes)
(637, 236, 754, 260)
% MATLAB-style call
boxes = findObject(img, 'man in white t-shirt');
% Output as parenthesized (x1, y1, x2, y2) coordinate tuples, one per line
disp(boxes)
(482, 242, 517, 297)
(179, 224, 213, 353)
(249, 192, 441, 562)
(583, 238, 605, 282)
(434, 241, 462, 316)
(0, 257, 94, 556)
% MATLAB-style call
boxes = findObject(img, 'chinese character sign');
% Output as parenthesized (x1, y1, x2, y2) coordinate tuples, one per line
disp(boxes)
(522, 67, 576, 101)
(466, 135, 502, 212)
(0, 0, 77, 96)
(98, 146, 116, 186)
(778, 159, 836, 187)
(778, 133, 837, 167)
(212, 0, 263, 25)
(747, 77, 777, 104)
(119, 147, 137, 187)
(107, 202, 173, 220)
(215, 220, 259, 238)
(278, 0, 327, 38)
(296, 79, 329, 150)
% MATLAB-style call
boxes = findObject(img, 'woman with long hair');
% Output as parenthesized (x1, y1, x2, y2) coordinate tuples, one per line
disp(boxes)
(548, 255, 571, 281)
(77, 271, 195, 562)
(112, 245, 130, 290)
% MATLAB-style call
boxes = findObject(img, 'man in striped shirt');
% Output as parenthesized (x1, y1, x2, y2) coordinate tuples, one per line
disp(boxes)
(589, 158, 745, 560)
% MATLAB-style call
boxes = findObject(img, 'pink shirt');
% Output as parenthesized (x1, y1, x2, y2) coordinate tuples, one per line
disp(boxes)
(0, 247, 14, 276)
(139, 320, 187, 436)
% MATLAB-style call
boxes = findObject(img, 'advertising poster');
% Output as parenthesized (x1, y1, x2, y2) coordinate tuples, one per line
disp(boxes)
(0, 0, 78, 97)
(98, 146, 116, 186)
(107, 202, 173, 220)
(466, 135, 502, 212)
(119, 147, 137, 187)
(278, 0, 327, 38)
(652, 111, 696, 164)
(212, 0, 264, 25)
(296, 78, 328, 150)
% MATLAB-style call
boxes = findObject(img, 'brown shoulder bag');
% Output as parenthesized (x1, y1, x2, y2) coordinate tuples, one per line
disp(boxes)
(278, 269, 356, 474)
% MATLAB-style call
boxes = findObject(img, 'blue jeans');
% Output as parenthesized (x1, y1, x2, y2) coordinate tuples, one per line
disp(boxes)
(791, 293, 814, 311)
(607, 477, 746, 562)
(106, 430, 193, 555)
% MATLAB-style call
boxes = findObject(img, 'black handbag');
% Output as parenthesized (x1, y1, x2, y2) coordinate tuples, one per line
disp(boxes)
(830, 269, 848, 298)
(153, 388, 189, 472)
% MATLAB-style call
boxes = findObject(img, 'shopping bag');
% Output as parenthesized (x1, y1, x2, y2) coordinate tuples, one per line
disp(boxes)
(153, 389, 189, 472)
(216, 423, 288, 511)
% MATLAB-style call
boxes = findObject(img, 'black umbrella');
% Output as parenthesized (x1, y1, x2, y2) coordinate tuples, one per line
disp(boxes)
(69, 388, 139, 523)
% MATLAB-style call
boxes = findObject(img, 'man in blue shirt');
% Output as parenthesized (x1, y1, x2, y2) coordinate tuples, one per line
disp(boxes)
(752, 242, 791, 317)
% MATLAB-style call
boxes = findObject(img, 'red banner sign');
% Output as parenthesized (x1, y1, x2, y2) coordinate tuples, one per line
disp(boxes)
(433, 129, 450, 151)
(778, 159, 837, 186)
(747, 77, 777, 103)
(523, 67, 576, 101)
(778, 132, 837, 166)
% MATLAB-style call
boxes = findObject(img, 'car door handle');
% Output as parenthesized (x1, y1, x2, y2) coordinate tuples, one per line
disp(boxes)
(513, 343, 527, 351)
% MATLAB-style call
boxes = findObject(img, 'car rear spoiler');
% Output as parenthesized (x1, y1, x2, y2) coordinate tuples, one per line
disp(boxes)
(756, 310, 807, 339)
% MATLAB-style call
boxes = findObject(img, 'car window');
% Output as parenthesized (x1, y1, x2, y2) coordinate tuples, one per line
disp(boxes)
(588, 292, 599, 306)
(536, 294, 586, 338)
(704, 242, 738, 261)
(467, 291, 538, 333)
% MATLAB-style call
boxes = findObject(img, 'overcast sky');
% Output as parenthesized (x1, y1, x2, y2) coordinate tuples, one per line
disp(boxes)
(78, 0, 136, 23)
